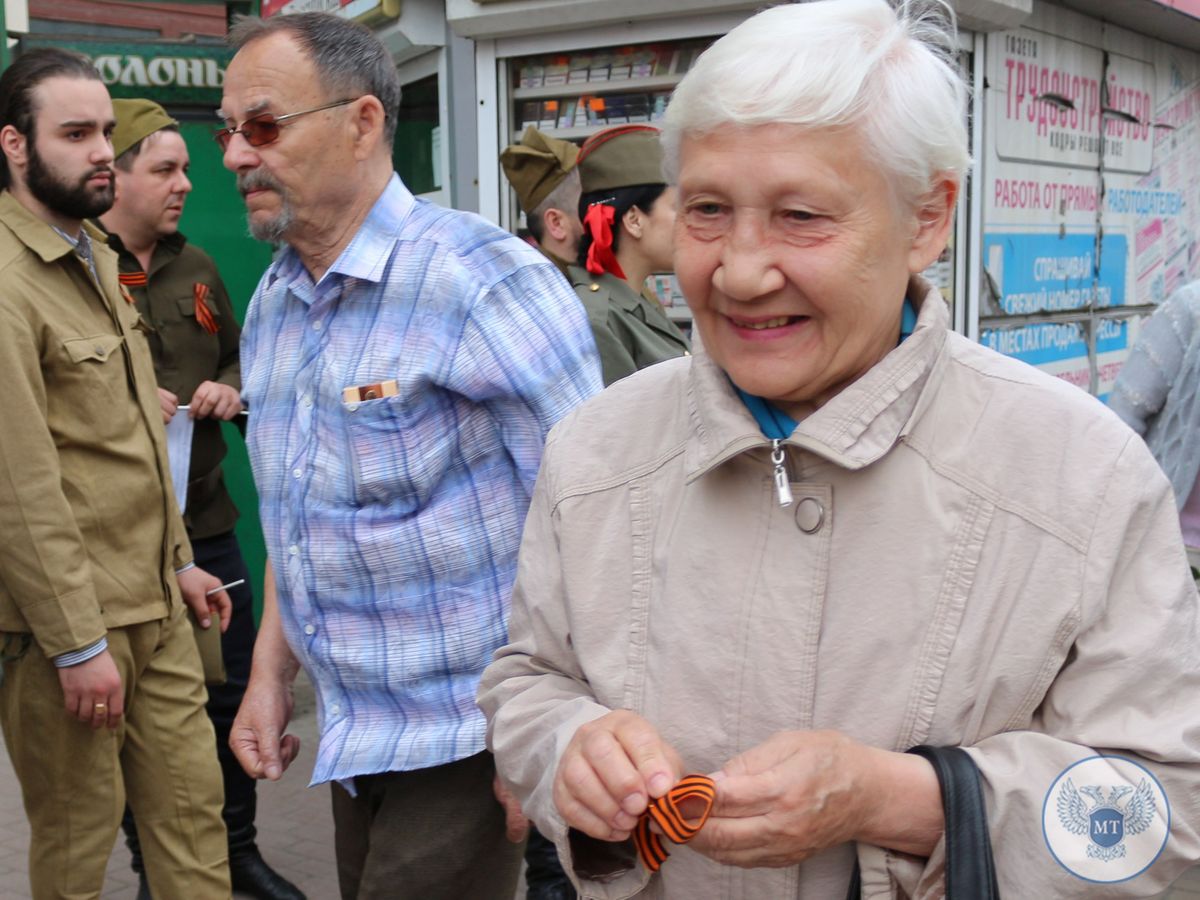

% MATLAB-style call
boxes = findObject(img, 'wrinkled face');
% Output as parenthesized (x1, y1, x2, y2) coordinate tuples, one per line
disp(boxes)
(637, 186, 677, 273)
(114, 130, 191, 239)
(24, 76, 115, 220)
(219, 33, 352, 244)
(675, 123, 951, 418)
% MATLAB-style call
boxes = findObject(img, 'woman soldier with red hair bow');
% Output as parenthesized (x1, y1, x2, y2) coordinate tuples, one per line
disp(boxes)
(567, 124, 690, 386)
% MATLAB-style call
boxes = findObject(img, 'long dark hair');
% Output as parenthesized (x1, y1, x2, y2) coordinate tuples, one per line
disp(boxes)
(577, 183, 667, 268)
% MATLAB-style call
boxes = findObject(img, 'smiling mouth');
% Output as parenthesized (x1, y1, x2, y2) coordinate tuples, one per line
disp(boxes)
(731, 315, 806, 330)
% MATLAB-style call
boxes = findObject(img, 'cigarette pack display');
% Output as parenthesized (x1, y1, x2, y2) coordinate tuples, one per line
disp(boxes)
(544, 56, 569, 86)
(568, 55, 592, 84)
(520, 100, 541, 128)
(605, 94, 628, 123)
(632, 49, 657, 79)
(671, 43, 703, 75)
(626, 93, 650, 122)
(557, 98, 578, 129)
(650, 92, 671, 121)
(588, 53, 611, 82)
(572, 95, 592, 127)
(652, 45, 673, 77)
(586, 96, 608, 125)
(539, 99, 559, 128)
(518, 62, 544, 88)
(609, 48, 634, 80)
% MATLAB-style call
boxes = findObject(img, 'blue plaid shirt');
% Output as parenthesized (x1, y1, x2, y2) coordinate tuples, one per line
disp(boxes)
(241, 175, 601, 786)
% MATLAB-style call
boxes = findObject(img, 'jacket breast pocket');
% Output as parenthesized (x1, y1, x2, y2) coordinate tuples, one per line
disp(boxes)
(61, 334, 130, 415)
(175, 294, 221, 323)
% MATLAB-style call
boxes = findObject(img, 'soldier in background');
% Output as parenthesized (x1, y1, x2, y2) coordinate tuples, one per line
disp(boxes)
(569, 124, 690, 386)
(99, 98, 303, 900)
(501, 125, 584, 279)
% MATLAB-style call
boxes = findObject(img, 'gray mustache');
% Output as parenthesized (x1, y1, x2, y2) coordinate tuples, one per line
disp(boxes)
(237, 170, 283, 195)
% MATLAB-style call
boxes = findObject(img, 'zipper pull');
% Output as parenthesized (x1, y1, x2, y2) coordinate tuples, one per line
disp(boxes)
(771, 439, 793, 508)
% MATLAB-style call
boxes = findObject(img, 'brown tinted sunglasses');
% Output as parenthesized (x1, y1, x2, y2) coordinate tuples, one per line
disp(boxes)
(214, 98, 357, 150)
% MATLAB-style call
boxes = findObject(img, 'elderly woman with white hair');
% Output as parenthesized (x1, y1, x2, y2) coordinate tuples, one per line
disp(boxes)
(479, 1, 1200, 897)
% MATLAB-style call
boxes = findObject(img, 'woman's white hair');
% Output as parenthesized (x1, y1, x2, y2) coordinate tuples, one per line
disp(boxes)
(662, 0, 969, 205)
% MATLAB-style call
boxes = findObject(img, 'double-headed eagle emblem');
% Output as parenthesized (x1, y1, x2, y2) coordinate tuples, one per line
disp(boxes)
(1056, 778, 1158, 861)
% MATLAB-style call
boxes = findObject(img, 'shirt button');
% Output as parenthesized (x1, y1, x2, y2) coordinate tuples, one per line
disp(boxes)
(302, 395, 313, 408)
(312, 320, 323, 332)
(347, 403, 359, 412)
(292, 467, 303, 479)
(288, 544, 300, 556)
(303, 623, 315, 636)
(329, 703, 341, 716)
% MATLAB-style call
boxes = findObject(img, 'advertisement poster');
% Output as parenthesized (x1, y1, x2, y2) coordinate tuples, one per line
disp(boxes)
(980, 321, 1091, 392)
(983, 9, 1200, 396)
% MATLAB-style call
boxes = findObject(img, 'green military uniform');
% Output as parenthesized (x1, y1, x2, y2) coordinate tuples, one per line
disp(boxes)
(540, 247, 573, 281)
(0, 191, 229, 898)
(104, 229, 241, 538)
(571, 124, 691, 386)
(568, 265, 690, 385)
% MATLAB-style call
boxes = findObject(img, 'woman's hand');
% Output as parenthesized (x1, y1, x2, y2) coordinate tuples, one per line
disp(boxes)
(554, 709, 685, 842)
(692, 731, 943, 868)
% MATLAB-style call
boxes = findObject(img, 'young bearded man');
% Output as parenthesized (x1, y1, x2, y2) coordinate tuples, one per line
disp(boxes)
(0, 49, 232, 899)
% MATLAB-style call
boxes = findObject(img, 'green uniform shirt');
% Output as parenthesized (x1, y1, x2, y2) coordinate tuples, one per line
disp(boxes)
(0, 191, 191, 658)
(568, 266, 691, 386)
(103, 230, 242, 540)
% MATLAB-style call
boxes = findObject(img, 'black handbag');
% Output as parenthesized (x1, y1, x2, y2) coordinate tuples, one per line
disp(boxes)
(845, 745, 1000, 899)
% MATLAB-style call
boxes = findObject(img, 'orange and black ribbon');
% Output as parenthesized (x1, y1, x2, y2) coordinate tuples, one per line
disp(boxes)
(194, 282, 219, 334)
(582, 201, 627, 281)
(633, 774, 716, 874)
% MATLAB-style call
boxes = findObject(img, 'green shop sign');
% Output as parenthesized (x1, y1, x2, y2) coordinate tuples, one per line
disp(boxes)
(20, 39, 232, 106)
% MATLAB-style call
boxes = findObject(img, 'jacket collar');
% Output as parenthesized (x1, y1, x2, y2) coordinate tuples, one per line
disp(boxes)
(684, 275, 948, 480)
(99, 225, 187, 274)
(0, 189, 84, 263)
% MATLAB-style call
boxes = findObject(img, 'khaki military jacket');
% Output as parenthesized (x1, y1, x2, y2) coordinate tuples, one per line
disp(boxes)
(568, 266, 690, 386)
(0, 192, 190, 658)
(480, 277, 1200, 898)
(105, 230, 241, 539)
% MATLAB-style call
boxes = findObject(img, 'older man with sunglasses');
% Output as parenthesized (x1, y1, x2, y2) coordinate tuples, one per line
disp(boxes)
(219, 13, 601, 900)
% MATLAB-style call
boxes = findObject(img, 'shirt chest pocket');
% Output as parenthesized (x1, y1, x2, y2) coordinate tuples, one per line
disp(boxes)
(342, 394, 451, 511)
(173, 294, 222, 333)
(61, 334, 130, 410)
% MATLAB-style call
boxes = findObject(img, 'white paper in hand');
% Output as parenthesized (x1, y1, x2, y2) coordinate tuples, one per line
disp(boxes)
(165, 411, 194, 515)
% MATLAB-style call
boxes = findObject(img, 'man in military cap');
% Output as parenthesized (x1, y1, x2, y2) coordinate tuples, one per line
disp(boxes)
(0, 49, 231, 899)
(100, 97, 304, 900)
(500, 126, 584, 278)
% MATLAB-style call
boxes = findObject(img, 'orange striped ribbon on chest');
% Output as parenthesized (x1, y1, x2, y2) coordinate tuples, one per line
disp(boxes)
(194, 282, 219, 334)
(118, 271, 148, 288)
(633, 774, 716, 873)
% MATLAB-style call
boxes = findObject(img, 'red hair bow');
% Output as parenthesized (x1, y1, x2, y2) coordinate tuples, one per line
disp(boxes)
(582, 202, 627, 280)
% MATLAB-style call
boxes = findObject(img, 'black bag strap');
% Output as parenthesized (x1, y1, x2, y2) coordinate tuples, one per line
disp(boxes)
(845, 745, 1000, 899)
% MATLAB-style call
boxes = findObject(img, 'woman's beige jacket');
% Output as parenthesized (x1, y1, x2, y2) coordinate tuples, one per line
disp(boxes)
(479, 277, 1200, 898)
